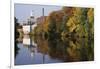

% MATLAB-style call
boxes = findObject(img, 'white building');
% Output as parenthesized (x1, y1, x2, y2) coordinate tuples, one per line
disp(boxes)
(22, 24, 37, 34)
(22, 10, 37, 34)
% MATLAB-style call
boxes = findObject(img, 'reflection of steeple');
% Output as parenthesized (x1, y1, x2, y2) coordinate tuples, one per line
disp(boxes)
(30, 52, 34, 57)
(30, 46, 35, 57)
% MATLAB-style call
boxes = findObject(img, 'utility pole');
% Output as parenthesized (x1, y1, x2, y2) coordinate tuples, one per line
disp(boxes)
(30, 10, 34, 33)
(42, 8, 44, 16)
(29, 10, 34, 47)
(42, 8, 44, 36)
(42, 8, 45, 64)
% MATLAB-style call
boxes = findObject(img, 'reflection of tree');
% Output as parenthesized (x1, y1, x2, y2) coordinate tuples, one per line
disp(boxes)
(35, 36, 49, 54)
(33, 35, 94, 62)
(67, 40, 81, 61)
(33, 36, 49, 63)
(15, 17, 21, 58)
(66, 38, 94, 61)
(48, 38, 68, 61)
(80, 38, 94, 61)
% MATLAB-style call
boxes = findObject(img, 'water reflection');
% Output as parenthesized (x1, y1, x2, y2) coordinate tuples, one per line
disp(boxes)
(15, 41, 20, 58)
(15, 35, 94, 65)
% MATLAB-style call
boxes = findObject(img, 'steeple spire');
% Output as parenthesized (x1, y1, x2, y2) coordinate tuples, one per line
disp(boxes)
(30, 10, 34, 19)
(30, 10, 34, 16)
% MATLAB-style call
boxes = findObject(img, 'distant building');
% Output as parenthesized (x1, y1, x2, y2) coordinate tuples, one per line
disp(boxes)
(36, 16, 47, 25)
(23, 25, 30, 34)
(22, 10, 37, 34)
(22, 24, 37, 34)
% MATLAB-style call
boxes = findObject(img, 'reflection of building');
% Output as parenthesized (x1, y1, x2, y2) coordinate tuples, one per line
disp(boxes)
(22, 35, 37, 58)
(22, 35, 37, 46)
(23, 36, 30, 45)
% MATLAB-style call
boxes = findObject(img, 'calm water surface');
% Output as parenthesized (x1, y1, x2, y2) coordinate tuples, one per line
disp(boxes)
(15, 35, 94, 65)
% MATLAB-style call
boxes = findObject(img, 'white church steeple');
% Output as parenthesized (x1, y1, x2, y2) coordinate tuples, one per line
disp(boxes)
(30, 10, 34, 17)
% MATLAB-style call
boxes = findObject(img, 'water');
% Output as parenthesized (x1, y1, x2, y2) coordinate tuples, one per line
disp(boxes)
(15, 35, 94, 65)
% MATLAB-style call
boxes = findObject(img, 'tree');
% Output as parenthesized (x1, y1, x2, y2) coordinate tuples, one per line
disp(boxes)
(66, 7, 89, 37)
(15, 17, 20, 39)
(48, 12, 57, 39)
(87, 8, 94, 39)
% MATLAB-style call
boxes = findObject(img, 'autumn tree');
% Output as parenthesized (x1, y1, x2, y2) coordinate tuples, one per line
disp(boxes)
(33, 7, 94, 39)
(87, 8, 94, 39)
(66, 7, 89, 37)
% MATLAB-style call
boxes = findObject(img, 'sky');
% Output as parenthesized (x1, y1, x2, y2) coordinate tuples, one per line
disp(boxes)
(14, 3, 62, 24)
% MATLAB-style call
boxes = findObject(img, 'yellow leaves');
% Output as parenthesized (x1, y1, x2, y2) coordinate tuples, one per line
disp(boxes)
(33, 7, 94, 39)
(73, 8, 83, 16)
(87, 8, 94, 36)
(43, 17, 49, 32)
(66, 16, 78, 32)
(87, 8, 94, 24)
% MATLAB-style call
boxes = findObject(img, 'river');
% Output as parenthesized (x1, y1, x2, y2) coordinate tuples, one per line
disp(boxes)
(15, 35, 94, 65)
